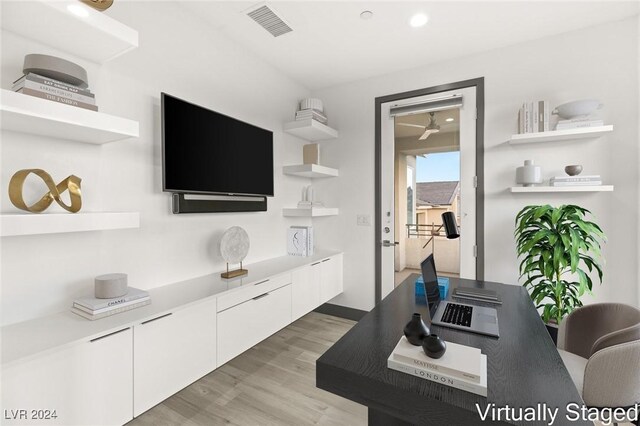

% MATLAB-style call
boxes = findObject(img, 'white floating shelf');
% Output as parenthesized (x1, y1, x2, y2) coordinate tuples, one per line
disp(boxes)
(284, 119, 338, 141)
(508, 125, 613, 145)
(282, 208, 339, 217)
(1, 0, 138, 63)
(283, 164, 339, 178)
(1, 212, 140, 237)
(510, 185, 614, 193)
(0, 89, 139, 144)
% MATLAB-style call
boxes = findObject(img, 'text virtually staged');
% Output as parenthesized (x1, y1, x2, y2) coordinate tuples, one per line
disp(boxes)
(477, 403, 640, 425)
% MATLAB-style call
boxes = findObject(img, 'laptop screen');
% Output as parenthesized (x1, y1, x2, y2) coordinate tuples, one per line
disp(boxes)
(420, 254, 441, 318)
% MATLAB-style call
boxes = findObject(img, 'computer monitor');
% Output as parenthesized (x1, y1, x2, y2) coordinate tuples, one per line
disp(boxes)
(420, 254, 441, 318)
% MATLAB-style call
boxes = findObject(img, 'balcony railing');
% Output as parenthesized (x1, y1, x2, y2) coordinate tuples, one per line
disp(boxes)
(406, 223, 461, 249)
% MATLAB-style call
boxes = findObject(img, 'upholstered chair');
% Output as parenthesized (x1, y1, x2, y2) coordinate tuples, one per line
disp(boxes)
(557, 303, 640, 419)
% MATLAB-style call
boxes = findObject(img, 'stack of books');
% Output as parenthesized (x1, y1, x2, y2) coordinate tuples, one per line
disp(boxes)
(555, 118, 604, 131)
(71, 287, 150, 320)
(387, 336, 487, 396)
(287, 226, 314, 257)
(295, 108, 327, 124)
(12, 72, 98, 111)
(550, 175, 602, 186)
(518, 101, 550, 134)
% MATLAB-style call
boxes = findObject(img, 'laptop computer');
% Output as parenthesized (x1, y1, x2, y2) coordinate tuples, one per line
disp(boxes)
(420, 254, 500, 338)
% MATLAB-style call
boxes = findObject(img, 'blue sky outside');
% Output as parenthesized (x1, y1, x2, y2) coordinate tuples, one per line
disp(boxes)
(416, 151, 460, 182)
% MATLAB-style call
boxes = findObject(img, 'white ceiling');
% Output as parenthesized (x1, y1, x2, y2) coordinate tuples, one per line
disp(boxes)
(181, 1, 639, 90)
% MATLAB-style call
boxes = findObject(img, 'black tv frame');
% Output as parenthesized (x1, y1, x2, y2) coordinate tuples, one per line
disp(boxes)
(161, 93, 270, 214)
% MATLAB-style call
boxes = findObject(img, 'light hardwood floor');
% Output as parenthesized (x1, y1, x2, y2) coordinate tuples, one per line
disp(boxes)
(127, 312, 367, 426)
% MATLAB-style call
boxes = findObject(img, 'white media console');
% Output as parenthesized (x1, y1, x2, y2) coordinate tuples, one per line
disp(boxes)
(1, 251, 343, 425)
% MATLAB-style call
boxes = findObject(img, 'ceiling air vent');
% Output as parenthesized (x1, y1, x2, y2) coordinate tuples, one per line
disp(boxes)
(247, 5, 292, 37)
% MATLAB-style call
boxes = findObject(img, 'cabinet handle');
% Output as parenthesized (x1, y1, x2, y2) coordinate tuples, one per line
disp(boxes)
(252, 292, 270, 301)
(322, 259, 331, 263)
(311, 261, 322, 266)
(141, 312, 173, 325)
(254, 279, 269, 286)
(90, 327, 130, 343)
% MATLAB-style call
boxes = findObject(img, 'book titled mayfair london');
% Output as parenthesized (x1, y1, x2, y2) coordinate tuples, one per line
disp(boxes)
(387, 336, 488, 396)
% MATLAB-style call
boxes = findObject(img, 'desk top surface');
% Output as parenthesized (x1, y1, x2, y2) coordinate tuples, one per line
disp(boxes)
(316, 275, 588, 426)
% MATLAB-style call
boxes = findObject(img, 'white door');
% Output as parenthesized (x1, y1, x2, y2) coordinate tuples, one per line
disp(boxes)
(380, 87, 477, 300)
(380, 102, 397, 299)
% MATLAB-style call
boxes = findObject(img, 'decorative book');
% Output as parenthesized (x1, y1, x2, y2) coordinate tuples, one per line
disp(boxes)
(71, 299, 151, 320)
(73, 287, 149, 311)
(387, 336, 487, 396)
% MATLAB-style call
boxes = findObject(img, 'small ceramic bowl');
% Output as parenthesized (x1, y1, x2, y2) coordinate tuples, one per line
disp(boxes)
(565, 165, 583, 176)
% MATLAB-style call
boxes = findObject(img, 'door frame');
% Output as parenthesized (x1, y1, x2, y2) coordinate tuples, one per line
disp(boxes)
(374, 77, 485, 305)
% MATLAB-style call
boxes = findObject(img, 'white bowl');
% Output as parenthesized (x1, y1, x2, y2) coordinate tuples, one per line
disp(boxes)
(552, 99, 602, 119)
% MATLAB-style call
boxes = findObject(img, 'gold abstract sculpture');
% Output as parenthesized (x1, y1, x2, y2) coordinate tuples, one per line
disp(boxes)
(8, 169, 82, 213)
(79, 0, 113, 11)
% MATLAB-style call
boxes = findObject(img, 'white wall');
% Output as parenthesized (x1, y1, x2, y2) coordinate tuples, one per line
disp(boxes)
(313, 17, 639, 312)
(0, 2, 311, 325)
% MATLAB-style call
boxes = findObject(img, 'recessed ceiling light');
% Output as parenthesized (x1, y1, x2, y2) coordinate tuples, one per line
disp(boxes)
(409, 13, 428, 28)
(446, 118, 454, 122)
(67, 4, 89, 18)
(360, 10, 373, 20)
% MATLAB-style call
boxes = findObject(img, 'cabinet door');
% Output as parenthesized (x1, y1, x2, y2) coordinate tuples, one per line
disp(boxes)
(291, 263, 321, 321)
(2, 327, 133, 426)
(217, 284, 291, 366)
(133, 299, 216, 417)
(320, 254, 344, 304)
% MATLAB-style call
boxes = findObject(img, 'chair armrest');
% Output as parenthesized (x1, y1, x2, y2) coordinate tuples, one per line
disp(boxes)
(583, 341, 640, 407)
(592, 323, 640, 355)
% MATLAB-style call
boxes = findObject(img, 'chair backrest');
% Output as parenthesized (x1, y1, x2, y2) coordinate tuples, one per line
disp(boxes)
(591, 306, 640, 356)
(562, 303, 640, 359)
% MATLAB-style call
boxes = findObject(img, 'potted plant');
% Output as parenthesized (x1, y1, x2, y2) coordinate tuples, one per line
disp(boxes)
(515, 204, 605, 343)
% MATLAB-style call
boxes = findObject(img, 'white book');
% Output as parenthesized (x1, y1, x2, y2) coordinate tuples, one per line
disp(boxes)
(557, 117, 602, 124)
(518, 107, 524, 134)
(540, 100, 550, 132)
(551, 175, 601, 182)
(73, 296, 150, 314)
(71, 299, 151, 320)
(287, 227, 307, 256)
(13, 80, 96, 104)
(73, 287, 149, 310)
(555, 120, 604, 130)
(387, 356, 487, 397)
(524, 103, 531, 133)
(532, 101, 539, 133)
(551, 181, 602, 187)
(390, 336, 482, 382)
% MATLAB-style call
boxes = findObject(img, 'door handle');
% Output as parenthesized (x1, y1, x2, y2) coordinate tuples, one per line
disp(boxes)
(381, 240, 399, 247)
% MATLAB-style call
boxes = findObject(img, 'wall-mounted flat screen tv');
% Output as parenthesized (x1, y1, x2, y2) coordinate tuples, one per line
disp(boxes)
(162, 93, 274, 197)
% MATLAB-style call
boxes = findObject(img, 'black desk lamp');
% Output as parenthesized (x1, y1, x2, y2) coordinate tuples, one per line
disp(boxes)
(442, 211, 460, 239)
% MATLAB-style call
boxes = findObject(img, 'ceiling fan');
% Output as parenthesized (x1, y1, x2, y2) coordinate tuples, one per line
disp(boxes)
(398, 112, 440, 140)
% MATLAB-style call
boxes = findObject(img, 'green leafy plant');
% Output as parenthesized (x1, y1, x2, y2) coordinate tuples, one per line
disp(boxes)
(515, 204, 605, 325)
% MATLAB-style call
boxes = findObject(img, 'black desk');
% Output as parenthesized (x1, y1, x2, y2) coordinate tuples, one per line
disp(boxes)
(316, 275, 589, 425)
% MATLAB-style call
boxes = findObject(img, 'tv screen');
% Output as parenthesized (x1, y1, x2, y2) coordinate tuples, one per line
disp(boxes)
(162, 93, 274, 197)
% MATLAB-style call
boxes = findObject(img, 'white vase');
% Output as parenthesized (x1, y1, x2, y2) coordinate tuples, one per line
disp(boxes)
(516, 160, 542, 187)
